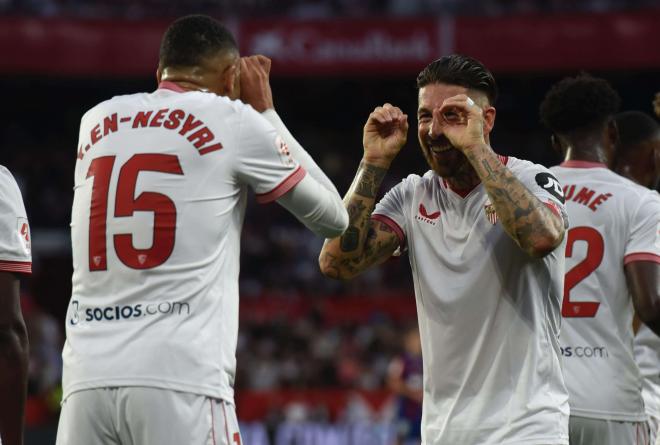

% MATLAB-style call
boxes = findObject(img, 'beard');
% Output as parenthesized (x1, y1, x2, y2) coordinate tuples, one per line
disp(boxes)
(420, 135, 469, 178)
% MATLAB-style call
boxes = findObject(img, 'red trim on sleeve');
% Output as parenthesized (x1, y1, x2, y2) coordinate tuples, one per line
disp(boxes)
(624, 253, 660, 265)
(0, 260, 32, 274)
(544, 200, 561, 217)
(371, 214, 405, 249)
(559, 160, 607, 169)
(255, 166, 306, 204)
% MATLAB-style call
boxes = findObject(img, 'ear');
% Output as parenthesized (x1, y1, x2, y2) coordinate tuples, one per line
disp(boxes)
(482, 106, 496, 135)
(607, 119, 619, 147)
(221, 61, 239, 100)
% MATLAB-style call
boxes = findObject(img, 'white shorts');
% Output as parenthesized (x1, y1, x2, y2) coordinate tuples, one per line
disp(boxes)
(569, 415, 651, 445)
(648, 414, 660, 445)
(56, 387, 242, 445)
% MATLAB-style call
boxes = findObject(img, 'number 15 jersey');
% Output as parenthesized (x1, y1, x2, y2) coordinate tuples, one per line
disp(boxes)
(63, 83, 306, 402)
(550, 160, 660, 421)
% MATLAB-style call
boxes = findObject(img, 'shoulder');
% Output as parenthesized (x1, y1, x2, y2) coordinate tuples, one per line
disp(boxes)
(0, 165, 20, 194)
(0, 165, 24, 209)
(79, 92, 149, 125)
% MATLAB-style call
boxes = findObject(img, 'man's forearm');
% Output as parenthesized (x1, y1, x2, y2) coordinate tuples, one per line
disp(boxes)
(465, 144, 564, 257)
(320, 160, 389, 279)
(0, 323, 28, 445)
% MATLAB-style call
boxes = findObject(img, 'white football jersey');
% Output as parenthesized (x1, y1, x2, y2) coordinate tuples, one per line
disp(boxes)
(373, 156, 570, 445)
(551, 160, 660, 421)
(0, 166, 31, 274)
(636, 325, 660, 419)
(63, 82, 306, 402)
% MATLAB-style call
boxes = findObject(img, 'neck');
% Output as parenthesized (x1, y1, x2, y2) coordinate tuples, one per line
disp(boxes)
(161, 79, 208, 93)
(561, 136, 610, 166)
(445, 162, 481, 191)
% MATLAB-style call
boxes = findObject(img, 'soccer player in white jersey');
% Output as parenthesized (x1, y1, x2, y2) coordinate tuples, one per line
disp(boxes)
(540, 75, 660, 445)
(0, 166, 30, 445)
(319, 55, 570, 444)
(614, 110, 660, 445)
(56, 15, 348, 445)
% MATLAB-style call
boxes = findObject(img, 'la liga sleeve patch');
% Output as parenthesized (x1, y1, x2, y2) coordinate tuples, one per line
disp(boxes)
(535, 172, 565, 204)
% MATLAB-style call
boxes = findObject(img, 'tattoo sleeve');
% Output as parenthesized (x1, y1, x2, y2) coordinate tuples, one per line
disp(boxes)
(320, 161, 400, 279)
(466, 144, 565, 257)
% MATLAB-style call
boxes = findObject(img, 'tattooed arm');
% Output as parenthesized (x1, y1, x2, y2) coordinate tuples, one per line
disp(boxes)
(467, 145, 564, 257)
(437, 95, 564, 258)
(319, 104, 408, 280)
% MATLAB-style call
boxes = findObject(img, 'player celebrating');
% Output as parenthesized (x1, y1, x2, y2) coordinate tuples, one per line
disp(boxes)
(56, 15, 348, 445)
(614, 110, 660, 445)
(542, 75, 660, 445)
(319, 54, 569, 444)
(0, 166, 31, 445)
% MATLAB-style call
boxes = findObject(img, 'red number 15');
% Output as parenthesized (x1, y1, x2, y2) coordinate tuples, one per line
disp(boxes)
(86, 153, 183, 271)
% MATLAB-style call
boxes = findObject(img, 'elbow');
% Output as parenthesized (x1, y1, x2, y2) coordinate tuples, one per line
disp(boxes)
(0, 320, 29, 360)
(637, 300, 660, 326)
(316, 208, 349, 239)
(318, 251, 357, 281)
(525, 228, 565, 259)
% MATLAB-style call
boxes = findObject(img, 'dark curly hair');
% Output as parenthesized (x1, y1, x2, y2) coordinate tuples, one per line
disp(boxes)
(539, 73, 621, 134)
(615, 111, 660, 151)
(417, 54, 498, 105)
(159, 15, 238, 69)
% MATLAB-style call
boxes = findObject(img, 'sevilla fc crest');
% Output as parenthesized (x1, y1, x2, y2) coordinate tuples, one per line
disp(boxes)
(484, 202, 498, 225)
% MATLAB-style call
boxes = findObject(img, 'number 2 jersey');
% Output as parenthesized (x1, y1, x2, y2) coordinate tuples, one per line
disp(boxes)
(63, 83, 310, 402)
(550, 160, 660, 421)
(373, 156, 570, 445)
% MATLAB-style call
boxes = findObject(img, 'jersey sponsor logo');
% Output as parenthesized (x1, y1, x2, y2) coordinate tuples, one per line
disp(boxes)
(16, 217, 30, 254)
(561, 344, 609, 358)
(535, 172, 565, 203)
(484, 202, 498, 225)
(68, 299, 191, 326)
(415, 204, 440, 225)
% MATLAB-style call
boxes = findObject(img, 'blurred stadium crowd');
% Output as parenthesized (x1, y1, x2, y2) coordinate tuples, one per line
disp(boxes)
(2, 0, 660, 18)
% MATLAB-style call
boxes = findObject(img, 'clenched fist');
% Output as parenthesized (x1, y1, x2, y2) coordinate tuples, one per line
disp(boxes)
(363, 103, 408, 168)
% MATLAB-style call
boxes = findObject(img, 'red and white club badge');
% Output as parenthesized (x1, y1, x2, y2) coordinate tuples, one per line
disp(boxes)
(16, 217, 31, 254)
(484, 202, 498, 225)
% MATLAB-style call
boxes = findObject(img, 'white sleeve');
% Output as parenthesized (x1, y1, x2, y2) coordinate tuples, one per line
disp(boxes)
(261, 109, 341, 195)
(372, 179, 410, 249)
(624, 191, 660, 264)
(235, 107, 306, 203)
(0, 166, 31, 274)
(238, 107, 347, 237)
(519, 163, 569, 229)
(276, 174, 348, 238)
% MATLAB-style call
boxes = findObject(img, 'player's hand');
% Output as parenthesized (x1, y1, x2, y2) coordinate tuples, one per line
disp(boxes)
(240, 55, 274, 112)
(433, 94, 486, 154)
(654, 92, 660, 119)
(362, 103, 408, 168)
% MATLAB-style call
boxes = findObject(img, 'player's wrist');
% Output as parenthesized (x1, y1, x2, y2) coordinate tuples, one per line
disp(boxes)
(361, 155, 393, 170)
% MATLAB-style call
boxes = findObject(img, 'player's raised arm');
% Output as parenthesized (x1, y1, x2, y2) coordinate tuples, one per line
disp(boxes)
(318, 104, 408, 280)
(240, 55, 348, 238)
(437, 95, 565, 258)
